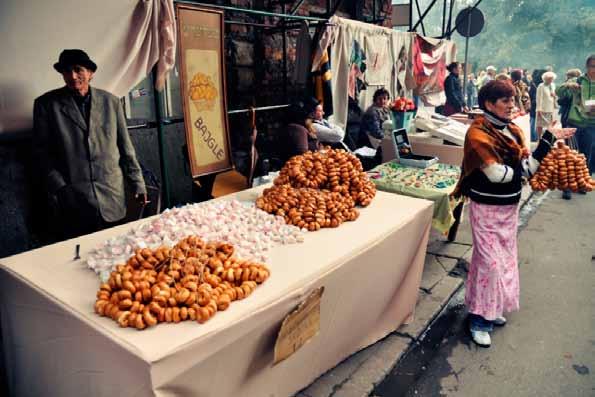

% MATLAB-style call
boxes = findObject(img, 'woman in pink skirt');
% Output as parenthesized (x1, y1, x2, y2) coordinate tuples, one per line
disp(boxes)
(452, 80, 575, 347)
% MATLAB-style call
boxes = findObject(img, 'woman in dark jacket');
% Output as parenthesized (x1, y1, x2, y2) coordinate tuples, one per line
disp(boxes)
(281, 99, 319, 164)
(452, 80, 575, 348)
(510, 69, 531, 115)
(444, 62, 468, 116)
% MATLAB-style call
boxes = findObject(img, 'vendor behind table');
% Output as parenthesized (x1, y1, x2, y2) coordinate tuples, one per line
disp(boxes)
(360, 88, 391, 149)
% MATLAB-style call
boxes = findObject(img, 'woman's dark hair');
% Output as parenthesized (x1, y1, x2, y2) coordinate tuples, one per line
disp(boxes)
(477, 80, 515, 110)
(303, 96, 320, 116)
(287, 97, 319, 124)
(447, 62, 460, 73)
(287, 103, 308, 124)
(373, 88, 390, 102)
(587, 54, 595, 67)
(531, 68, 546, 86)
(510, 69, 523, 82)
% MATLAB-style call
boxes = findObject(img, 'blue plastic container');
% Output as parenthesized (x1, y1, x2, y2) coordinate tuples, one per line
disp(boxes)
(391, 110, 415, 129)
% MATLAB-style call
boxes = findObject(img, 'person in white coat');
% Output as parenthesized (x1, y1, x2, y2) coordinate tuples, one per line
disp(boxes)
(536, 71, 557, 138)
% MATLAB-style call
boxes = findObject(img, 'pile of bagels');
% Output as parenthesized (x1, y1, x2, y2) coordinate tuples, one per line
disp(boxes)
(256, 149, 376, 231)
(530, 141, 593, 192)
(94, 236, 270, 330)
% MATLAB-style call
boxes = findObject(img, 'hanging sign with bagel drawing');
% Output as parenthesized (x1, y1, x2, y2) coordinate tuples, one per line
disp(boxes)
(176, 4, 233, 177)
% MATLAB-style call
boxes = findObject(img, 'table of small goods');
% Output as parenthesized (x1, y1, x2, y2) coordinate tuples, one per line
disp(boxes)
(368, 162, 463, 238)
(0, 149, 434, 397)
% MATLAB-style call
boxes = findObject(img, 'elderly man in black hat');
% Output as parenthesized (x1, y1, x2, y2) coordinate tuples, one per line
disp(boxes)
(33, 49, 147, 240)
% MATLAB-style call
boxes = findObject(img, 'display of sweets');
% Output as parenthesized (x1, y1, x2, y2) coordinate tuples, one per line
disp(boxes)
(87, 199, 304, 279)
(94, 236, 270, 330)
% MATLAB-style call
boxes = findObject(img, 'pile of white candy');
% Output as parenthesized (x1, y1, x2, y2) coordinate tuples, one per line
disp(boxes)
(87, 200, 304, 279)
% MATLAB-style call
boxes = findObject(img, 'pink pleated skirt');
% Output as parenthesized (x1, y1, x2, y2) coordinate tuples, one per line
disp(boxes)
(465, 200, 520, 320)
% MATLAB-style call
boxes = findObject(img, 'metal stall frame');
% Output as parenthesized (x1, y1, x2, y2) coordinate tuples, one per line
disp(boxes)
(148, 0, 357, 208)
(407, 0, 483, 39)
(142, 0, 476, 209)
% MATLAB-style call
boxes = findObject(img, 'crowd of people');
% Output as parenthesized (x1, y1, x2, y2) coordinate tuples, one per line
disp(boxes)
(456, 63, 591, 140)
(452, 56, 595, 200)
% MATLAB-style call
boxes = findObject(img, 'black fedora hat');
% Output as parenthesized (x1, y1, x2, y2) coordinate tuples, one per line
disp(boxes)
(53, 49, 97, 73)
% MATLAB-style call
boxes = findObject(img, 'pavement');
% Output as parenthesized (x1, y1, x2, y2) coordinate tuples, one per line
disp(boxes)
(294, 184, 592, 397)
(393, 189, 595, 397)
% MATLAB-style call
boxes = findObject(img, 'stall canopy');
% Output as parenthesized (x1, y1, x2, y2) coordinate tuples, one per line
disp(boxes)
(0, 0, 176, 134)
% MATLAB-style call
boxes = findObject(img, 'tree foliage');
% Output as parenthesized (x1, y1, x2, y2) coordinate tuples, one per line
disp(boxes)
(414, 0, 595, 76)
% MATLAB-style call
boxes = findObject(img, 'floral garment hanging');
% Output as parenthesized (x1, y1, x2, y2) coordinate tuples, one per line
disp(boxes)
(411, 35, 457, 106)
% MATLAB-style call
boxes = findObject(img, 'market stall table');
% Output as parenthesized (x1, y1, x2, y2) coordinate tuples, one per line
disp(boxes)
(413, 113, 468, 146)
(408, 134, 463, 166)
(0, 186, 433, 397)
(449, 112, 531, 144)
(409, 140, 463, 166)
(380, 130, 463, 167)
(448, 112, 474, 125)
(369, 162, 464, 241)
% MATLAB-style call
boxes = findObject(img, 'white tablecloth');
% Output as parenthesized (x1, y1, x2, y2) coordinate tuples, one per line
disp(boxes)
(0, 187, 433, 397)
